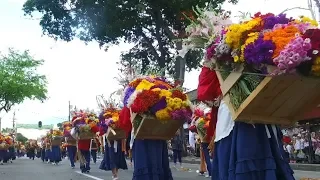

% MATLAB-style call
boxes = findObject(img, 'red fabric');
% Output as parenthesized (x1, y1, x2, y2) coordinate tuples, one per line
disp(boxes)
(91, 125, 99, 133)
(78, 139, 91, 151)
(197, 67, 222, 142)
(118, 106, 132, 135)
(197, 67, 222, 101)
(99, 126, 106, 136)
(206, 106, 218, 142)
(282, 136, 291, 144)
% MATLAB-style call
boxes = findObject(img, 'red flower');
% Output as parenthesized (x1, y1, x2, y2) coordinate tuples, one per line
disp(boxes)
(253, 12, 274, 19)
(129, 79, 142, 88)
(171, 90, 187, 101)
(131, 90, 160, 113)
(303, 29, 320, 56)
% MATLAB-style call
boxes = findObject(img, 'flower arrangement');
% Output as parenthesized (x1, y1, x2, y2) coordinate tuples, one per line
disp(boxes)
(190, 103, 211, 139)
(71, 110, 99, 137)
(52, 129, 63, 137)
(99, 105, 121, 133)
(184, 8, 320, 110)
(63, 121, 72, 137)
(123, 76, 193, 122)
(0, 134, 8, 150)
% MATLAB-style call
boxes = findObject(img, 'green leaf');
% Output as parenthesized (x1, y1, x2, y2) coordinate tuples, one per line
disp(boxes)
(0, 48, 48, 112)
(22, 0, 239, 75)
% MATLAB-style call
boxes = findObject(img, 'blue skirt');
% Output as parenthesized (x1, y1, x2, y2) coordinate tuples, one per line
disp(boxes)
(99, 140, 128, 171)
(51, 146, 62, 162)
(212, 122, 294, 180)
(45, 149, 52, 161)
(0, 150, 7, 161)
(132, 140, 173, 180)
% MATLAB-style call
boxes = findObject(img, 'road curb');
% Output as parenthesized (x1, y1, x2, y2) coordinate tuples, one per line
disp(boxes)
(174, 159, 320, 172)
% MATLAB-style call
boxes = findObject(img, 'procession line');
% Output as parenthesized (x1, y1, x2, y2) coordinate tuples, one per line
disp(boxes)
(75, 171, 104, 180)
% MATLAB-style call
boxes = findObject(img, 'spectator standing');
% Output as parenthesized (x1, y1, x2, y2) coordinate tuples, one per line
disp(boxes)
(171, 131, 183, 169)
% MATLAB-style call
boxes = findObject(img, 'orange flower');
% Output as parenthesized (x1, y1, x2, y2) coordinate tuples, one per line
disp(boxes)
(263, 25, 300, 58)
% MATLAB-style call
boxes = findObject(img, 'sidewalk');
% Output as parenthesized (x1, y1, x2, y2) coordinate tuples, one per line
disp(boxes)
(175, 157, 320, 172)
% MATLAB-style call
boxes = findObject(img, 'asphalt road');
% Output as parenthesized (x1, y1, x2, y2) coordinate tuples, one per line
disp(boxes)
(0, 157, 319, 180)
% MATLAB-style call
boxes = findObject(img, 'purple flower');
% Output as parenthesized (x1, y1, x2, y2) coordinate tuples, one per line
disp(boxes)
(171, 108, 192, 121)
(263, 14, 291, 29)
(151, 84, 168, 90)
(150, 97, 167, 114)
(244, 37, 276, 65)
(123, 87, 135, 106)
(171, 109, 185, 120)
(206, 44, 216, 60)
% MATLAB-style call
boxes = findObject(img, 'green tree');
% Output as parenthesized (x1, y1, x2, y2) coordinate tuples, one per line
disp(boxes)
(16, 132, 28, 144)
(57, 122, 63, 131)
(22, 0, 237, 74)
(0, 49, 48, 112)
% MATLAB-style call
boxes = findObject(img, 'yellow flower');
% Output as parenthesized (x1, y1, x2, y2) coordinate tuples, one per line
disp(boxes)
(198, 117, 205, 123)
(135, 79, 155, 91)
(112, 115, 119, 122)
(151, 88, 161, 92)
(155, 108, 171, 121)
(233, 55, 240, 62)
(181, 101, 189, 108)
(225, 17, 262, 49)
(159, 89, 172, 98)
(297, 16, 318, 27)
(312, 57, 320, 76)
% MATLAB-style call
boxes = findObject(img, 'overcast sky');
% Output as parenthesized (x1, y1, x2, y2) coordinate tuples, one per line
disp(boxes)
(0, 0, 315, 135)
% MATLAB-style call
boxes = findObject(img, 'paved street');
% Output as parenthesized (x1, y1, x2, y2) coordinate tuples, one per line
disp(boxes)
(0, 157, 319, 180)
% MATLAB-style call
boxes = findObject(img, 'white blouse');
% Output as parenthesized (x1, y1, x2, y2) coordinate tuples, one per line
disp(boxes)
(214, 101, 235, 142)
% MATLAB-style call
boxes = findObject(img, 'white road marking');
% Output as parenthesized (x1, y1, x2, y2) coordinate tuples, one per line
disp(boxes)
(75, 171, 104, 180)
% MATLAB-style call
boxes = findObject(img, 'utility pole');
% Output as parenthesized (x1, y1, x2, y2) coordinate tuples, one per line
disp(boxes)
(12, 111, 16, 133)
(68, 101, 71, 122)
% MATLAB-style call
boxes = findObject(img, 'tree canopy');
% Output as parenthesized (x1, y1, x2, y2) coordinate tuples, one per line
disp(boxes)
(57, 122, 63, 131)
(22, 0, 238, 74)
(0, 49, 48, 112)
(16, 132, 28, 144)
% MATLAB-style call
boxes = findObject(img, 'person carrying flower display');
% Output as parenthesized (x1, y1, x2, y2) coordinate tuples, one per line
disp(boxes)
(40, 138, 46, 162)
(78, 138, 92, 173)
(118, 76, 193, 180)
(0, 133, 8, 165)
(51, 129, 63, 165)
(99, 106, 128, 180)
(183, 9, 303, 180)
(190, 104, 213, 177)
(63, 121, 77, 168)
(28, 140, 36, 160)
(65, 137, 77, 168)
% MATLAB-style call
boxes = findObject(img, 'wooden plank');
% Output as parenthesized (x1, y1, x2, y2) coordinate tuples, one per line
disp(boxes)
(134, 115, 183, 140)
(293, 83, 320, 119)
(241, 76, 282, 113)
(273, 77, 319, 117)
(262, 75, 298, 116)
(220, 66, 244, 96)
(221, 72, 243, 96)
(234, 77, 273, 118)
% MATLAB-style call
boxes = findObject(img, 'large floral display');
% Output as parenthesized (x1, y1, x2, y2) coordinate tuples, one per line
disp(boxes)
(63, 121, 72, 137)
(98, 104, 126, 140)
(122, 76, 193, 139)
(184, 8, 320, 124)
(71, 110, 99, 139)
(123, 76, 192, 121)
(190, 103, 211, 141)
(0, 134, 11, 150)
